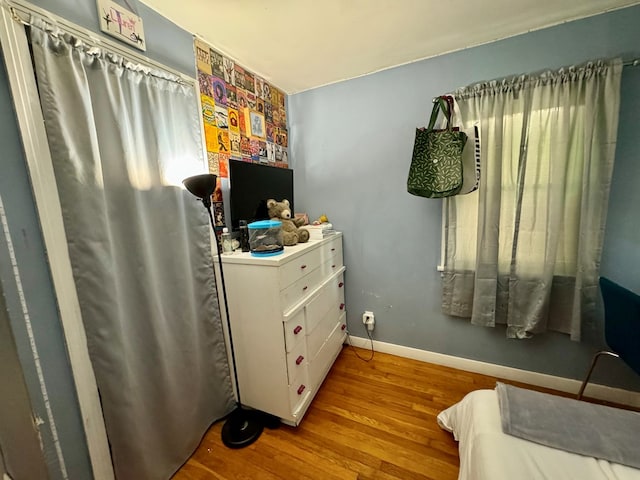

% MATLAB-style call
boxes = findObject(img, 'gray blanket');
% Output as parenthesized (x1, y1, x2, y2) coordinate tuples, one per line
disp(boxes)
(496, 382, 640, 469)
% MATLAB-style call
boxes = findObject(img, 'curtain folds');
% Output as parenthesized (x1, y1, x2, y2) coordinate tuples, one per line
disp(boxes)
(442, 59, 622, 340)
(30, 17, 234, 479)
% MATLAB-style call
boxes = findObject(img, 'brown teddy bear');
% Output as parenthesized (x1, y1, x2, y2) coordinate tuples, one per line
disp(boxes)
(267, 199, 310, 246)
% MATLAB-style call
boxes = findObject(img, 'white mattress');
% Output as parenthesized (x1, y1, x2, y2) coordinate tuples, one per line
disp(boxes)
(437, 389, 640, 480)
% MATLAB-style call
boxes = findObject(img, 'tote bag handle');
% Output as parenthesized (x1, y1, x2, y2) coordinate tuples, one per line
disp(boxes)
(427, 96, 453, 132)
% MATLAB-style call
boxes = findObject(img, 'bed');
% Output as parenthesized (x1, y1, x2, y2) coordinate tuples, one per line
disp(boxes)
(437, 386, 640, 480)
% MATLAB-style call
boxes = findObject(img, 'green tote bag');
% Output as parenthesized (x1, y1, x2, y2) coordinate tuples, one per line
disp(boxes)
(407, 96, 467, 198)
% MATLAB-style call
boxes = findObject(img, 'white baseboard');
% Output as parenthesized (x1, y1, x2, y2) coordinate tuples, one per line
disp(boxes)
(347, 336, 640, 408)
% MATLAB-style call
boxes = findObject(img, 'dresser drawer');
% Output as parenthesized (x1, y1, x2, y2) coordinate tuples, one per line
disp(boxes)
(288, 370, 311, 414)
(283, 309, 306, 353)
(286, 340, 308, 385)
(307, 309, 341, 361)
(319, 236, 342, 264)
(308, 315, 346, 390)
(280, 266, 323, 313)
(278, 248, 321, 290)
(320, 253, 343, 279)
(305, 272, 345, 333)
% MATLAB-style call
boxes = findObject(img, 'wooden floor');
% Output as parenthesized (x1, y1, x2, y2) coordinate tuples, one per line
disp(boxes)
(171, 345, 574, 480)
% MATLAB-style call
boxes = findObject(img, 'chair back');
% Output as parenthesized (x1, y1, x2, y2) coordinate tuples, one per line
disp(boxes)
(600, 277, 640, 376)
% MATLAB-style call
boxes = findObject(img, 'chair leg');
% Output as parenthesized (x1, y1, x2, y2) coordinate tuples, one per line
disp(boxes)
(577, 351, 620, 400)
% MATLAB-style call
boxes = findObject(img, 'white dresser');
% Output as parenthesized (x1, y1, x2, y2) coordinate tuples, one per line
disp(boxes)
(215, 233, 347, 426)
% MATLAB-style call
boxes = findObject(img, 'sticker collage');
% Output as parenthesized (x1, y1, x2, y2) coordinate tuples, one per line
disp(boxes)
(195, 39, 289, 228)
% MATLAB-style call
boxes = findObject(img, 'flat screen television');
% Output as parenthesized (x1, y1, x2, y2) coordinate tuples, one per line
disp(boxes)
(228, 159, 294, 230)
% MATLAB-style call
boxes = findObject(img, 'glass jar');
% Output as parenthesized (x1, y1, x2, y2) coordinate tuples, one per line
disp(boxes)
(248, 220, 283, 257)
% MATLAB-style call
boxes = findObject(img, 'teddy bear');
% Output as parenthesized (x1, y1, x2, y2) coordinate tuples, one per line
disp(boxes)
(267, 199, 310, 246)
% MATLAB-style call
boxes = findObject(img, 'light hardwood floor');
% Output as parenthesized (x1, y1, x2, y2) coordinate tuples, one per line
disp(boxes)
(171, 345, 577, 480)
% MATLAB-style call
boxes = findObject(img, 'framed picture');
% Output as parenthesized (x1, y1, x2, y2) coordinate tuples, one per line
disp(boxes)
(248, 110, 266, 139)
(97, 0, 146, 51)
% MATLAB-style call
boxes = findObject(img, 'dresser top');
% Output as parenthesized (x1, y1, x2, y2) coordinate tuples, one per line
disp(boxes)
(218, 232, 342, 266)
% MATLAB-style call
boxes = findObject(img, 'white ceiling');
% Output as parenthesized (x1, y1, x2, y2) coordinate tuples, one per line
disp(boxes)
(142, 0, 639, 94)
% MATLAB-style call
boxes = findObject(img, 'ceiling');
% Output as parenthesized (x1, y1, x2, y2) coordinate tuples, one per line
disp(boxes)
(142, 0, 639, 94)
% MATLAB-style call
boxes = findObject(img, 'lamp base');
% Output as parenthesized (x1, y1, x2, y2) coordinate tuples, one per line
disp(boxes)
(221, 407, 264, 449)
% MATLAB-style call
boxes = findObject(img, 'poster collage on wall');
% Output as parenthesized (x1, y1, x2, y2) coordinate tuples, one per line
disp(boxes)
(195, 39, 289, 229)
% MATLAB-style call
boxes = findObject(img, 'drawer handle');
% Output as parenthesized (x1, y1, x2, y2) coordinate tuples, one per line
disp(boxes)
(293, 325, 302, 335)
(338, 282, 344, 288)
(331, 248, 336, 251)
(341, 324, 346, 331)
(295, 355, 304, 365)
(297, 385, 306, 395)
(302, 285, 308, 291)
(300, 264, 307, 270)
(340, 303, 345, 310)
(331, 264, 336, 268)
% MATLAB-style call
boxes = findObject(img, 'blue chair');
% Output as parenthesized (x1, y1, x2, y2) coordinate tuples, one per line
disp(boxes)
(577, 277, 640, 400)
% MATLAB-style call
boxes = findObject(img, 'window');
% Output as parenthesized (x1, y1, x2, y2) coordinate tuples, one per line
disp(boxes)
(446, 104, 586, 278)
(441, 59, 622, 339)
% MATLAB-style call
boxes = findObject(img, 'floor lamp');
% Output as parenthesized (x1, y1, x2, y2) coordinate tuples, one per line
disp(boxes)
(182, 173, 264, 448)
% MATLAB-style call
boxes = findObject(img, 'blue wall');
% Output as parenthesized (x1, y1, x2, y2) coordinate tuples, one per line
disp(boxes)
(0, 1, 195, 478)
(601, 65, 640, 293)
(289, 5, 640, 391)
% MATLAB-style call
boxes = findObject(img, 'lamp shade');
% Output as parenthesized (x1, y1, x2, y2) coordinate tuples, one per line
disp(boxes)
(182, 174, 217, 200)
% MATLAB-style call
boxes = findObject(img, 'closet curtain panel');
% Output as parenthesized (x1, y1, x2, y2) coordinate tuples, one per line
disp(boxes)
(442, 59, 622, 340)
(30, 18, 234, 479)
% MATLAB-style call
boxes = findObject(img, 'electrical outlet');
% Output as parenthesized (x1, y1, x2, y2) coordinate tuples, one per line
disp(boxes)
(362, 311, 375, 331)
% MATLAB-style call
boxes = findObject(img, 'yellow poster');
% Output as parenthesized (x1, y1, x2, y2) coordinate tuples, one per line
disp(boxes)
(204, 124, 218, 153)
(201, 94, 215, 126)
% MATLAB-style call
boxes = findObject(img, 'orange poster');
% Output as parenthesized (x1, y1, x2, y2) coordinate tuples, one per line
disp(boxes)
(219, 153, 229, 178)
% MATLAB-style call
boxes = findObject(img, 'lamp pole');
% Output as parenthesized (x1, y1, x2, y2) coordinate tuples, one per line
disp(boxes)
(182, 174, 264, 448)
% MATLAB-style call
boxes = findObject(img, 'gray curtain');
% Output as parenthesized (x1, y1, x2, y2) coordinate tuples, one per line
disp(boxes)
(30, 18, 235, 479)
(442, 59, 622, 340)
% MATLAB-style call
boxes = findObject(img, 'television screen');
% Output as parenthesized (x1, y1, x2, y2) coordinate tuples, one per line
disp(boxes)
(229, 159, 294, 230)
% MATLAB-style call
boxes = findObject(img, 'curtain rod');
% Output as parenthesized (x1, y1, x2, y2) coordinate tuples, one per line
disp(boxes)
(2, 0, 195, 86)
(433, 58, 640, 102)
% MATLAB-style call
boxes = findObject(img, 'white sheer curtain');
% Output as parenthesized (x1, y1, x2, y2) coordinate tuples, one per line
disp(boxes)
(30, 18, 234, 479)
(442, 59, 622, 340)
